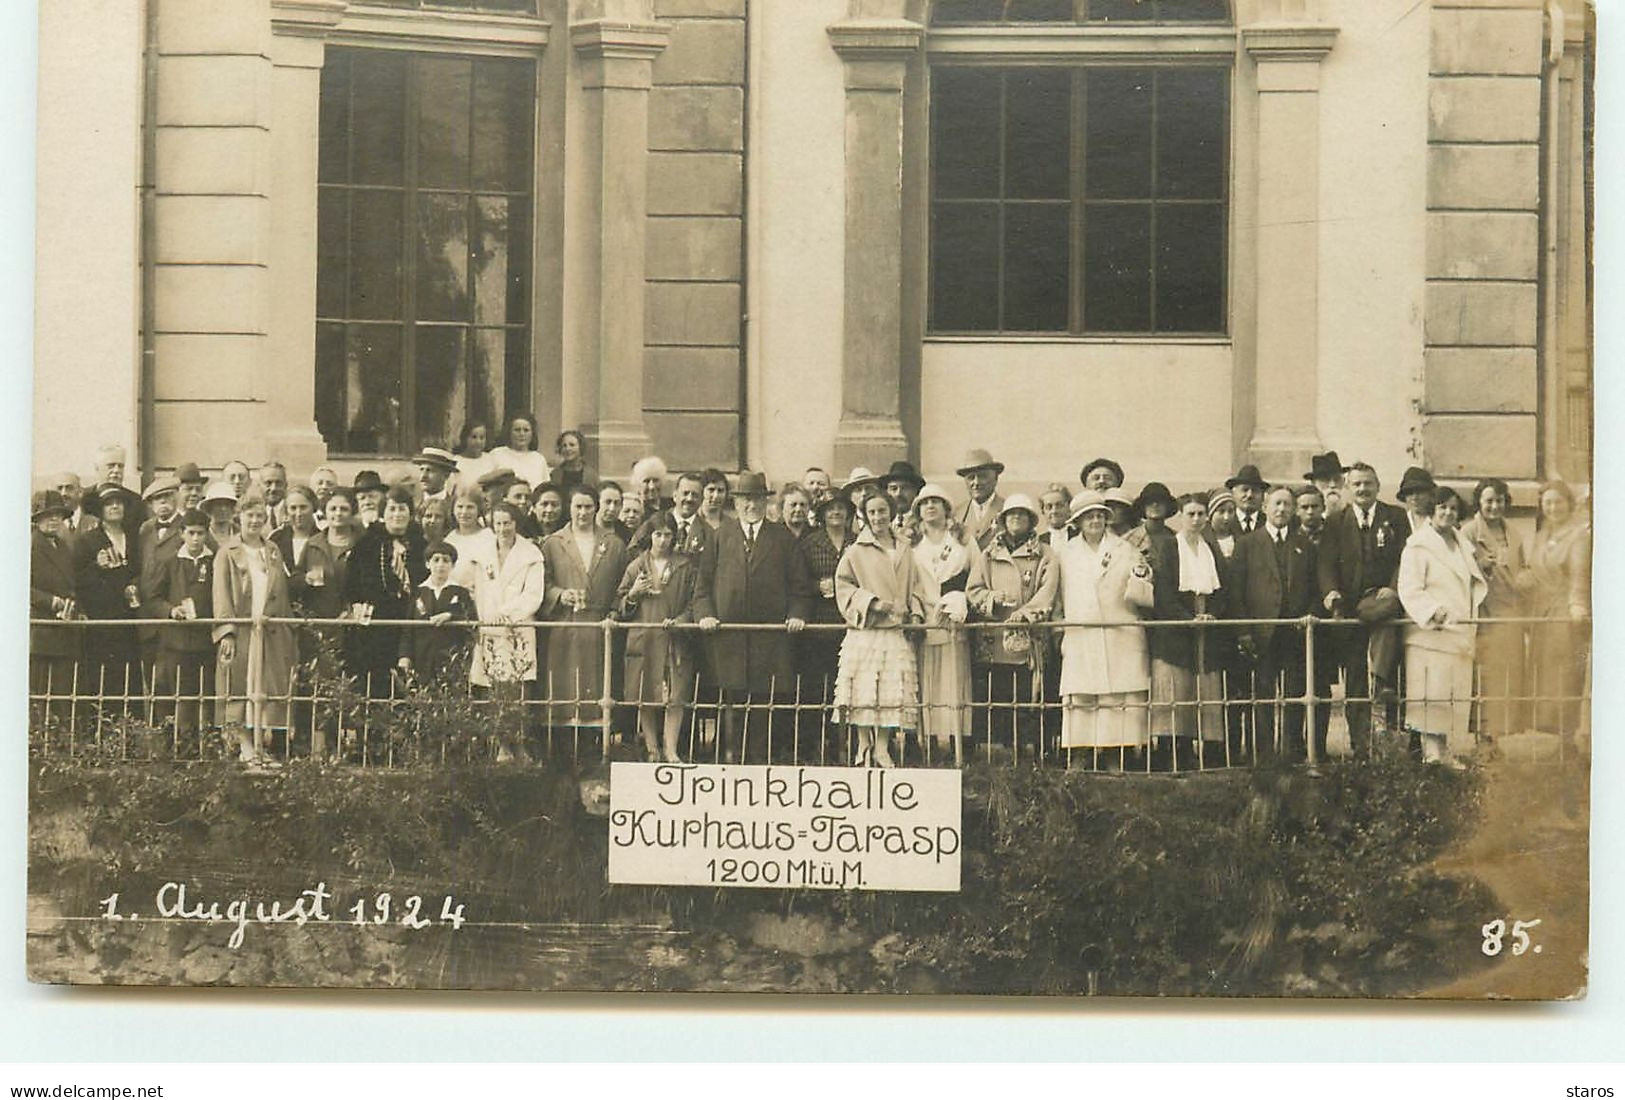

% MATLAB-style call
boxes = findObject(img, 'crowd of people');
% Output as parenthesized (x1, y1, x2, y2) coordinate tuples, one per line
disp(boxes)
(28, 416, 1591, 772)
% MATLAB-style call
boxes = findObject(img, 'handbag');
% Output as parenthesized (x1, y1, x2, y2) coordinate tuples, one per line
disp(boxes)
(1355, 588, 1402, 623)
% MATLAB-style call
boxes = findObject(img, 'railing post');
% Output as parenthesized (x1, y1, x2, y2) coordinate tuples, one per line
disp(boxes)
(600, 618, 615, 763)
(1304, 615, 1320, 769)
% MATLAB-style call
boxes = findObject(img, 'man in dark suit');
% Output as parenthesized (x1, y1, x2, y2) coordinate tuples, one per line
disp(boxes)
(695, 472, 815, 763)
(30, 490, 81, 726)
(665, 471, 714, 559)
(1314, 461, 1408, 759)
(1226, 464, 1270, 535)
(1230, 486, 1320, 763)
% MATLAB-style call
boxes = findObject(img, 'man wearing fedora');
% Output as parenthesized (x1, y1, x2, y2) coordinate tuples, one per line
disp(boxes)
(882, 460, 925, 541)
(695, 472, 816, 763)
(1316, 461, 1409, 758)
(1225, 464, 1270, 534)
(30, 489, 81, 723)
(1304, 451, 1349, 517)
(955, 449, 1006, 551)
(414, 445, 459, 512)
(352, 469, 386, 528)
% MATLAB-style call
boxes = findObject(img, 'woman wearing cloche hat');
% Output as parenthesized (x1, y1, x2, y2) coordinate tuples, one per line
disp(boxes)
(1054, 490, 1156, 766)
(967, 494, 1058, 758)
(911, 482, 978, 757)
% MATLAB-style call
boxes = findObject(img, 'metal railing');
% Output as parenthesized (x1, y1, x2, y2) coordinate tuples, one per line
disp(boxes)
(27, 613, 1590, 771)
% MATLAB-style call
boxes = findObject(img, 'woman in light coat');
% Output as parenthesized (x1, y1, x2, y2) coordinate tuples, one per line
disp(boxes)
(1517, 479, 1590, 737)
(1056, 490, 1155, 765)
(834, 492, 927, 768)
(213, 492, 297, 765)
(469, 502, 547, 762)
(911, 483, 979, 751)
(1457, 478, 1527, 738)
(967, 494, 1058, 757)
(1397, 488, 1488, 768)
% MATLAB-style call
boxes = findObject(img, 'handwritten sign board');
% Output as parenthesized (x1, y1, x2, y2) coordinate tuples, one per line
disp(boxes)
(608, 763, 962, 892)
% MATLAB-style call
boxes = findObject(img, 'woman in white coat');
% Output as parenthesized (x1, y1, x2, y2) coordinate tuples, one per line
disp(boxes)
(1056, 490, 1155, 766)
(1396, 488, 1487, 768)
(469, 502, 547, 762)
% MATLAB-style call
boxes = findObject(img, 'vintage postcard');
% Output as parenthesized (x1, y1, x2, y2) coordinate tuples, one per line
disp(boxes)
(26, 0, 1592, 998)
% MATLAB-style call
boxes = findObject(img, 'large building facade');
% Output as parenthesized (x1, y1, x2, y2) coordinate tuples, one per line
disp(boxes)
(34, 0, 1593, 497)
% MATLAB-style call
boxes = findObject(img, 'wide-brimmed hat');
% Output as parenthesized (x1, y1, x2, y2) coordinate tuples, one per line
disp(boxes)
(1303, 451, 1348, 482)
(142, 474, 181, 501)
(734, 471, 771, 498)
(95, 482, 140, 506)
(841, 467, 879, 494)
(174, 461, 206, 485)
(201, 481, 238, 507)
(881, 460, 925, 491)
(1134, 481, 1178, 515)
(955, 448, 1004, 477)
(1000, 493, 1040, 522)
(1396, 466, 1437, 501)
(477, 466, 518, 492)
(913, 482, 953, 513)
(1225, 464, 1270, 491)
(1078, 457, 1125, 488)
(352, 469, 386, 494)
(1102, 488, 1135, 510)
(1067, 489, 1111, 524)
(412, 446, 458, 473)
(31, 489, 71, 522)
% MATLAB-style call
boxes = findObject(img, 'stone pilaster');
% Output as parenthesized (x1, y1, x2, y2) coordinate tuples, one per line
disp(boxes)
(1421, 0, 1546, 479)
(827, 13, 923, 474)
(150, 0, 279, 470)
(571, 13, 671, 478)
(1240, 19, 1337, 482)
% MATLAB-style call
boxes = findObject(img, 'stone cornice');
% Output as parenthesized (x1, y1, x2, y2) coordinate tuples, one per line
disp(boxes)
(570, 19, 670, 61)
(827, 18, 926, 62)
(1240, 22, 1339, 61)
(270, 0, 348, 37)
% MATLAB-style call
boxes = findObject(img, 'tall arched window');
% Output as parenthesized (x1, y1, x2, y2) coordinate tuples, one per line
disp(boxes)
(927, 0, 1232, 335)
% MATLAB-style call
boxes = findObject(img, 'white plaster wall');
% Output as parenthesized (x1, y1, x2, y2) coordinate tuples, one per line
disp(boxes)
(33, 0, 144, 483)
(921, 341, 1234, 494)
(1316, 0, 1431, 484)
(746, 0, 847, 486)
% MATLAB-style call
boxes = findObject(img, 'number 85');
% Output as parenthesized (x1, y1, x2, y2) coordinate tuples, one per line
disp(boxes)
(1481, 918, 1542, 957)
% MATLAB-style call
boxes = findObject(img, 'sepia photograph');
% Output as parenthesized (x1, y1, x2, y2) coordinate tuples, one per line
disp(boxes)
(24, 0, 1594, 999)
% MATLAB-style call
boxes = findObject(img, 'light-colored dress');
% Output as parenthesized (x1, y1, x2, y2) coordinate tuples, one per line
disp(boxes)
(1458, 513, 1527, 736)
(212, 540, 296, 733)
(445, 526, 497, 591)
(488, 446, 551, 493)
(1521, 520, 1590, 735)
(1397, 524, 1488, 756)
(1057, 532, 1154, 749)
(468, 536, 546, 689)
(833, 529, 925, 730)
(912, 528, 978, 742)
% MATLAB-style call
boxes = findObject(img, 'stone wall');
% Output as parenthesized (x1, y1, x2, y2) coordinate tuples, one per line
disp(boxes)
(1422, 0, 1547, 478)
(645, 0, 748, 469)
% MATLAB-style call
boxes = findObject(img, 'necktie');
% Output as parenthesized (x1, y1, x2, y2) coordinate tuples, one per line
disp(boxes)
(745, 523, 757, 553)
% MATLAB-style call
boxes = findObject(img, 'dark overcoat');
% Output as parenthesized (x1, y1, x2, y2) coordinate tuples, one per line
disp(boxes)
(1315, 500, 1408, 614)
(694, 519, 815, 696)
(30, 529, 79, 660)
(1147, 528, 1233, 670)
(1229, 526, 1320, 651)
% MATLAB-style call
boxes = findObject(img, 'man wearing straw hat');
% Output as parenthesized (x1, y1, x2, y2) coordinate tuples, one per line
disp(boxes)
(695, 471, 816, 763)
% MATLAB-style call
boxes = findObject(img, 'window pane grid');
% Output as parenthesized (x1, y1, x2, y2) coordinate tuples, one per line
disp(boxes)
(929, 63, 1228, 337)
(317, 48, 534, 456)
